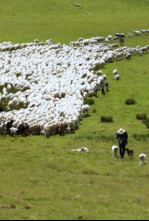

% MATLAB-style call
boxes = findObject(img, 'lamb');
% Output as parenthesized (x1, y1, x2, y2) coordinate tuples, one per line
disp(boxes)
(112, 145, 119, 158)
(9, 127, 19, 136)
(139, 154, 146, 165)
(113, 69, 118, 75)
(114, 74, 121, 81)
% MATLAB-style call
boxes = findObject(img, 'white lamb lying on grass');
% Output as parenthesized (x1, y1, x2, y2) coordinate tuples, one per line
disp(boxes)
(72, 147, 89, 152)
(139, 154, 147, 165)
(112, 145, 119, 158)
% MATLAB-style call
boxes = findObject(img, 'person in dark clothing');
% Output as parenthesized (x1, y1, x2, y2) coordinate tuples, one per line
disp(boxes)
(105, 81, 109, 92)
(101, 85, 105, 95)
(6, 120, 13, 134)
(116, 128, 128, 158)
(119, 36, 125, 46)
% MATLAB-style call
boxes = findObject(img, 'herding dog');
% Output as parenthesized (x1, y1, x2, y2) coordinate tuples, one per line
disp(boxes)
(125, 148, 134, 158)
(112, 145, 119, 158)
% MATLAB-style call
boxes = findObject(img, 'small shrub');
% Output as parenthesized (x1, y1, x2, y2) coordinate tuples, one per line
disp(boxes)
(84, 98, 95, 105)
(92, 108, 97, 113)
(100, 116, 113, 123)
(133, 133, 149, 142)
(136, 113, 147, 120)
(125, 98, 136, 105)
(143, 119, 149, 129)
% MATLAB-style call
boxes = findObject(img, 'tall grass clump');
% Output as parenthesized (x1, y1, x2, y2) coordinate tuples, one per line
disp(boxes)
(143, 119, 149, 129)
(125, 98, 137, 105)
(136, 113, 147, 120)
(92, 108, 97, 113)
(100, 116, 113, 123)
(84, 98, 95, 105)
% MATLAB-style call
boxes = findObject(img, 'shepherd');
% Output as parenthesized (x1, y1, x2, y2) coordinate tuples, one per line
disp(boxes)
(119, 36, 124, 46)
(116, 128, 128, 158)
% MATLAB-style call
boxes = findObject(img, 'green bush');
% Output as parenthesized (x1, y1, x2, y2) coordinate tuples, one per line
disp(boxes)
(136, 113, 147, 120)
(92, 108, 97, 113)
(125, 98, 136, 105)
(84, 98, 95, 105)
(143, 119, 149, 129)
(100, 116, 113, 123)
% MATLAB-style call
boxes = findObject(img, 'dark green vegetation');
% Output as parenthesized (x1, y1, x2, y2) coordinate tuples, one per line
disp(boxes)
(100, 116, 113, 123)
(125, 98, 137, 105)
(0, 0, 149, 220)
(136, 113, 147, 121)
(84, 98, 95, 105)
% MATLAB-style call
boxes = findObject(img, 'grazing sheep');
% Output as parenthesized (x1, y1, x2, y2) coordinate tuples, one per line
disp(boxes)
(139, 154, 146, 165)
(74, 4, 81, 7)
(0, 35, 149, 137)
(9, 127, 19, 136)
(133, 30, 141, 36)
(114, 74, 121, 81)
(126, 53, 132, 60)
(113, 69, 118, 75)
(112, 145, 119, 158)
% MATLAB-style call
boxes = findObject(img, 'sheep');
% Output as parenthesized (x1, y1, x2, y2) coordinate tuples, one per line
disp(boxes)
(82, 104, 90, 116)
(74, 4, 81, 7)
(28, 124, 41, 135)
(126, 53, 132, 60)
(133, 30, 141, 36)
(112, 145, 119, 158)
(0, 36, 149, 137)
(113, 69, 118, 75)
(9, 127, 19, 136)
(127, 32, 133, 37)
(139, 154, 146, 165)
(96, 70, 103, 76)
(114, 74, 121, 81)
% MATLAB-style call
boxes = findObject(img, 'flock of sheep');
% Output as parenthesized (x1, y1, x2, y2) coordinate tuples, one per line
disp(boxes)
(0, 32, 149, 137)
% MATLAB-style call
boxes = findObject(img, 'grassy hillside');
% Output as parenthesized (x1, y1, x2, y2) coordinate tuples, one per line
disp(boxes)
(0, 0, 149, 220)
(0, 54, 149, 220)
(0, 0, 149, 44)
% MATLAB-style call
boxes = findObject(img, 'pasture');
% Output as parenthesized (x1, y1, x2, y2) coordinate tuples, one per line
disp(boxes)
(0, 0, 149, 220)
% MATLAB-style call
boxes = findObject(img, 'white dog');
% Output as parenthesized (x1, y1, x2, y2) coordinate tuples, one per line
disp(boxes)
(139, 154, 147, 165)
(112, 145, 119, 158)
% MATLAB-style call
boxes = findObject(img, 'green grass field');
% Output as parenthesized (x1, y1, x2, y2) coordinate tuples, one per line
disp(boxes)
(0, 0, 149, 220)
(0, 0, 149, 44)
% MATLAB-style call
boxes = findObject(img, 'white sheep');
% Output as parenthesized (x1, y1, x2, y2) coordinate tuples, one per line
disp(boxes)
(113, 69, 118, 75)
(114, 74, 121, 81)
(0, 36, 148, 136)
(9, 127, 18, 136)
